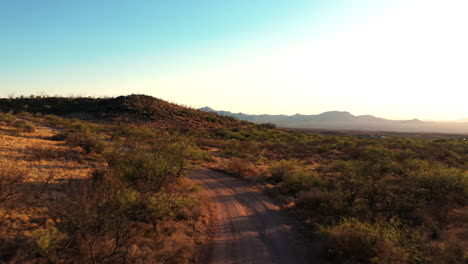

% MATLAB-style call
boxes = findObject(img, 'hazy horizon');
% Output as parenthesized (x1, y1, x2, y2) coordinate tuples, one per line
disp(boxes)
(198, 105, 468, 122)
(2, 0, 467, 121)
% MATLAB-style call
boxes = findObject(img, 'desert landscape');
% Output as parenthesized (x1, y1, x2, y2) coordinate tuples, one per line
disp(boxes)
(0, 95, 466, 263)
(2, 1, 468, 263)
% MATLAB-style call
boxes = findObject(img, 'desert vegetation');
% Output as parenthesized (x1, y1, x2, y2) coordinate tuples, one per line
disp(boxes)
(201, 120, 468, 263)
(0, 95, 467, 263)
(0, 111, 208, 264)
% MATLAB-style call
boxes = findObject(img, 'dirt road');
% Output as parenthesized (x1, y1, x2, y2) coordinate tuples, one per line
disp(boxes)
(190, 168, 308, 264)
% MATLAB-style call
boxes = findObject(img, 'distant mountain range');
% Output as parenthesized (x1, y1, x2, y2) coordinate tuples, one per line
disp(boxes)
(199, 107, 468, 134)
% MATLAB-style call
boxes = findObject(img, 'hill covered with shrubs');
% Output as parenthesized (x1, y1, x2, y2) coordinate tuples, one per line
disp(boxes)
(0, 95, 246, 130)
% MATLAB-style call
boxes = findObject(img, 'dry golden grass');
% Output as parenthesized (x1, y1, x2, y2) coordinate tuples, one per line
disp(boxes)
(0, 121, 210, 263)
(0, 125, 103, 183)
(0, 123, 105, 262)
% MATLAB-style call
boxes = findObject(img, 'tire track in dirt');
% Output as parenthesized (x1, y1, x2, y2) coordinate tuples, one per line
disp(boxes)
(190, 168, 308, 264)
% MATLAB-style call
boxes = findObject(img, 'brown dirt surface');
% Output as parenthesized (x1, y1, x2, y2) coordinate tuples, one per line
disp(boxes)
(190, 168, 313, 264)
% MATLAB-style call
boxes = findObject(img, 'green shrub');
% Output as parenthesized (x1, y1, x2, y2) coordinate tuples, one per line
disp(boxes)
(359, 145, 395, 162)
(295, 188, 335, 220)
(281, 170, 324, 194)
(147, 192, 196, 221)
(403, 161, 468, 225)
(0, 113, 16, 125)
(221, 139, 248, 157)
(44, 179, 135, 263)
(98, 187, 194, 229)
(328, 160, 348, 173)
(190, 148, 213, 162)
(320, 218, 415, 264)
(122, 126, 159, 142)
(32, 226, 67, 253)
(68, 122, 91, 133)
(12, 120, 36, 133)
(406, 161, 467, 206)
(268, 160, 297, 183)
(106, 140, 190, 192)
(44, 114, 69, 128)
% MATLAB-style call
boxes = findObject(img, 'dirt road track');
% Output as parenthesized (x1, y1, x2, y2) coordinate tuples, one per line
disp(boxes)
(190, 168, 309, 264)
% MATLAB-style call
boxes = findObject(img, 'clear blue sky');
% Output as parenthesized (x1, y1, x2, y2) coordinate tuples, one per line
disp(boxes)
(2, 0, 468, 120)
(3, 1, 310, 69)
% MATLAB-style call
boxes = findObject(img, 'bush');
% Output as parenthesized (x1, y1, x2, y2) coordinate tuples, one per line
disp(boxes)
(258, 123, 277, 129)
(44, 114, 69, 128)
(32, 226, 67, 253)
(295, 188, 334, 219)
(66, 132, 106, 154)
(320, 218, 414, 264)
(68, 122, 92, 133)
(44, 179, 137, 263)
(404, 161, 468, 225)
(43, 169, 202, 263)
(12, 120, 36, 133)
(295, 157, 468, 263)
(190, 148, 213, 162)
(0, 113, 16, 126)
(224, 158, 255, 177)
(268, 160, 297, 183)
(119, 126, 159, 144)
(407, 161, 467, 206)
(281, 170, 324, 194)
(106, 140, 190, 192)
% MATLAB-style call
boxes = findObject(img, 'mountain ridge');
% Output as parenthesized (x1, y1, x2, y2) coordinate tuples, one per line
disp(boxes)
(200, 107, 468, 134)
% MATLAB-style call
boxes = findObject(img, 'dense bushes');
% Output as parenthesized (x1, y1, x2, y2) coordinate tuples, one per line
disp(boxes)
(331, 158, 468, 224)
(48, 121, 107, 154)
(207, 123, 468, 171)
(285, 151, 468, 263)
(13, 120, 36, 133)
(45, 126, 201, 263)
(105, 139, 190, 192)
(0, 112, 16, 125)
(26, 131, 204, 263)
(65, 132, 106, 154)
(269, 160, 297, 183)
(0, 116, 207, 263)
(280, 170, 323, 194)
(42, 175, 200, 263)
(0, 113, 35, 133)
(254, 133, 468, 263)
(206, 123, 468, 263)
(320, 218, 417, 264)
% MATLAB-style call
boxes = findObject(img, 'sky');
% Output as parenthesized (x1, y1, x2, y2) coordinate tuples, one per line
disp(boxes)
(1, 0, 468, 120)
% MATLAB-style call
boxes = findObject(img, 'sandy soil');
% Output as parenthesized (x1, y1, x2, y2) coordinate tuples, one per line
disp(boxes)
(190, 168, 309, 264)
